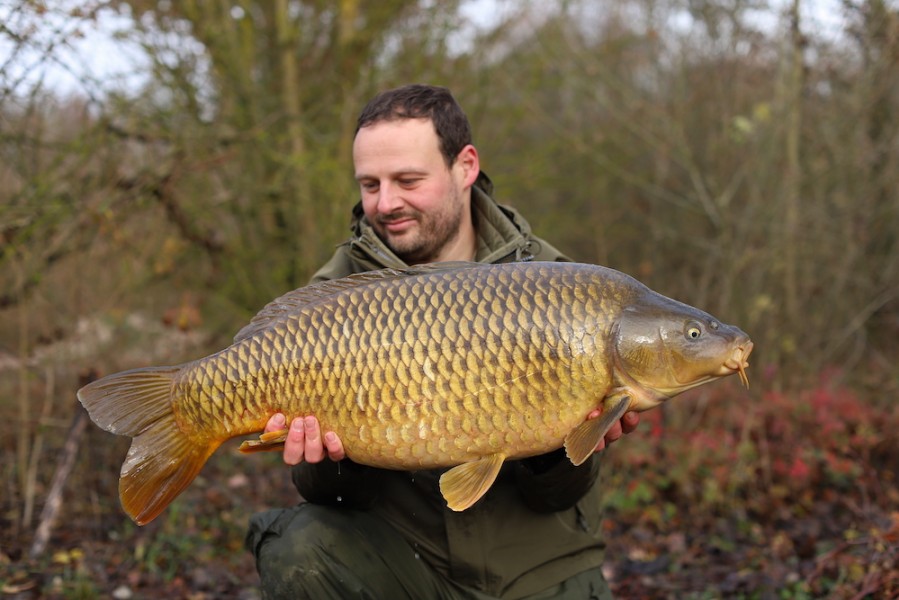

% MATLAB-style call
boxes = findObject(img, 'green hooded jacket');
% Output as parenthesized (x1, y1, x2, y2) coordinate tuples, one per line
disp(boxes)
(292, 174, 607, 599)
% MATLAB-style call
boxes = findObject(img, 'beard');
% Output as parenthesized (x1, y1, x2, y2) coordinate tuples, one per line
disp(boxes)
(373, 188, 467, 264)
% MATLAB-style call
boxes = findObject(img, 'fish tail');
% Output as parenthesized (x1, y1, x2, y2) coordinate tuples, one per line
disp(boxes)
(77, 366, 221, 525)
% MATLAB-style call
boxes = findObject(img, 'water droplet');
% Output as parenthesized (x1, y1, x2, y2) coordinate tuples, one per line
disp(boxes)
(336, 495, 343, 502)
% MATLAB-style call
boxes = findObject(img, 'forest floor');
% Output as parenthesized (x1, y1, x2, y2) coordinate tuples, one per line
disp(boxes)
(2, 371, 898, 599)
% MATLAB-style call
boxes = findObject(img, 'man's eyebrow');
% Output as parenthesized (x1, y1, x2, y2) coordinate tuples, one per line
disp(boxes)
(354, 168, 428, 181)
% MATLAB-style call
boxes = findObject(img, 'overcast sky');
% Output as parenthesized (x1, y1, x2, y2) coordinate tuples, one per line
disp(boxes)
(0, 0, 868, 98)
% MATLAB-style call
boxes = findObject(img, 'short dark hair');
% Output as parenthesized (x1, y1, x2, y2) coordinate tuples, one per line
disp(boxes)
(356, 84, 473, 167)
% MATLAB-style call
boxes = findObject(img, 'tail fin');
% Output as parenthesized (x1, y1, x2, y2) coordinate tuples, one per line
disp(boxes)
(77, 366, 221, 525)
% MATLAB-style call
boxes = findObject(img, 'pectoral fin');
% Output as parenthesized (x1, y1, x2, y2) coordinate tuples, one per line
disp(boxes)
(439, 453, 506, 511)
(238, 428, 289, 454)
(564, 395, 631, 466)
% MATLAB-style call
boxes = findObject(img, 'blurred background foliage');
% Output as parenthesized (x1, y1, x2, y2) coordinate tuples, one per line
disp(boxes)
(1, 0, 898, 596)
(2, 0, 896, 385)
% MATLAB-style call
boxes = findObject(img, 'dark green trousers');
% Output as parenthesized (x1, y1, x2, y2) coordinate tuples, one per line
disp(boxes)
(246, 504, 612, 600)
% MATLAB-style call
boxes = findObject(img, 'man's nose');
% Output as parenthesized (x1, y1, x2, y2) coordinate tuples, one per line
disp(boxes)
(377, 184, 403, 213)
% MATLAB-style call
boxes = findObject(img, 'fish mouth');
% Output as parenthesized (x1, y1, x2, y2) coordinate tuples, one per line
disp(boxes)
(723, 340, 754, 388)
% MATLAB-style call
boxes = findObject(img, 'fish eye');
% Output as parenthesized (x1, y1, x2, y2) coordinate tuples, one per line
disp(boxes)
(685, 322, 703, 339)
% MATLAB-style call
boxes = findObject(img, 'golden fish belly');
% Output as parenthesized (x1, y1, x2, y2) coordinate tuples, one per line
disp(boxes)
(174, 263, 620, 468)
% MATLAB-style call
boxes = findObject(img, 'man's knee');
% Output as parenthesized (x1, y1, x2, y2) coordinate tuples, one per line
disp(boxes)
(246, 503, 427, 599)
(247, 505, 349, 593)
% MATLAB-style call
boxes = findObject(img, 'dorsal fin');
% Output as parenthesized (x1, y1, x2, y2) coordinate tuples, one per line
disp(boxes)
(233, 261, 482, 343)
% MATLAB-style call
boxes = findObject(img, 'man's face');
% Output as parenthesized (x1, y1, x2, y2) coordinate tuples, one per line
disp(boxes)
(353, 118, 476, 264)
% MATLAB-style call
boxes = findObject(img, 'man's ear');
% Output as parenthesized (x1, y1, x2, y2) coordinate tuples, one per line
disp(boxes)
(454, 144, 480, 188)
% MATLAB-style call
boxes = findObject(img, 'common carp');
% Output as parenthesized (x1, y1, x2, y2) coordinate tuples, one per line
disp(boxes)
(78, 261, 753, 525)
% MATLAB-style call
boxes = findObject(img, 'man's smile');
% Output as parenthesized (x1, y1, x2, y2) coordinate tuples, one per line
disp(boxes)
(380, 215, 418, 234)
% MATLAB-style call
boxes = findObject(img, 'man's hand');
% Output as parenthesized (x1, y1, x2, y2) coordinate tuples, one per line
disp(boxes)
(589, 410, 640, 453)
(265, 413, 346, 466)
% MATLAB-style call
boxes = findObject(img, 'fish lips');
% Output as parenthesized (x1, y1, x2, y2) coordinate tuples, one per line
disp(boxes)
(721, 338, 753, 387)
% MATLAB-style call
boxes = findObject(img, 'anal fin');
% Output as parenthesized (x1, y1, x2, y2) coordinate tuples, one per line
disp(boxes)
(238, 428, 289, 454)
(564, 395, 631, 466)
(439, 453, 506, 511)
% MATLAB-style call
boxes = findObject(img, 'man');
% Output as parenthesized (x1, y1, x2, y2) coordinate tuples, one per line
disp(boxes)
(245, 84, 639, 599)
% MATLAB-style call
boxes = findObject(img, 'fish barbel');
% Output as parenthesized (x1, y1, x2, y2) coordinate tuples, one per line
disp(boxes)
(77, 261, 753, 525)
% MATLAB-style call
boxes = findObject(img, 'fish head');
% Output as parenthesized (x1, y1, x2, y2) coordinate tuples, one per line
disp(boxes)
(612, 297, 753, 403)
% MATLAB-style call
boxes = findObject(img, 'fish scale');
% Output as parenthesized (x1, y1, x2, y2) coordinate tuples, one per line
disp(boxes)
(77, 261, 752, 525)
(201, 265, 590, 465)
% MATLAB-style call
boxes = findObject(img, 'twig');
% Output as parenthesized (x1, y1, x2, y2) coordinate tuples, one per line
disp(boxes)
(22, 366, 55, 527)
(28, 371, 95, 560)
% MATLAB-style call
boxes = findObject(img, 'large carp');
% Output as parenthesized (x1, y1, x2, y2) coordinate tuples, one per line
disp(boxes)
(78, 261, 753, 525)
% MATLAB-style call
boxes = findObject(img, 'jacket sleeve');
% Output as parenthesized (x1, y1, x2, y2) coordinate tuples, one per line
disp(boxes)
(513, 450, 601, 512)
(291, 460, 380, 508)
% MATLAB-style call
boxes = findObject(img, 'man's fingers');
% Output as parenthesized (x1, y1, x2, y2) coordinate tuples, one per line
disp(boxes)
(588, 408, 641, 453)
(265, 413, 287, 433)
(603, 420, 623, 445)
(303, 416, 325, 463)
(621, 411, 640, 434)
(276, 415, 344, 465)
(324, 431, 346, 461)
(282, 417, 306, 465)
